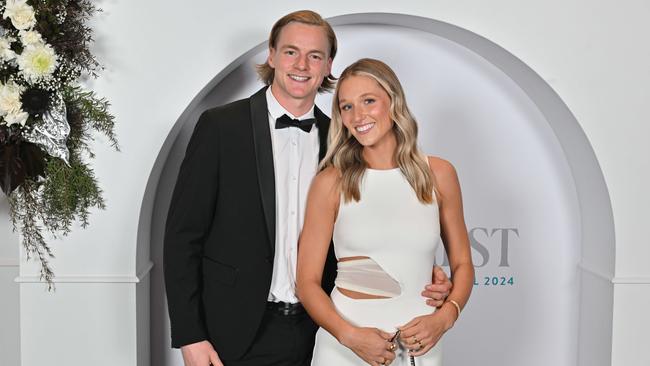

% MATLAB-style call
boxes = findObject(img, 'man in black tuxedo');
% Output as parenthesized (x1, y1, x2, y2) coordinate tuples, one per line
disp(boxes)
(164, 10, 452, 366)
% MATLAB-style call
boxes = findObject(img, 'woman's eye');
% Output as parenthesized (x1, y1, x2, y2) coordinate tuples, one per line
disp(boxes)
(340, 104, 351, 111)
(364, 98, 375, 104)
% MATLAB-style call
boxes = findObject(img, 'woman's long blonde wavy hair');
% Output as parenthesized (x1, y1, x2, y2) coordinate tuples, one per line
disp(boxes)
(320, 58, 437, 204)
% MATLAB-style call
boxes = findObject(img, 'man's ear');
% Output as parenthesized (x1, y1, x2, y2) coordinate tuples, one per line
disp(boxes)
(267, 48, 276, 68)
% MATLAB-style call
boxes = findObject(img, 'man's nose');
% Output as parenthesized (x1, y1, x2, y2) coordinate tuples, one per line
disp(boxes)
(295, 55, 308, 70)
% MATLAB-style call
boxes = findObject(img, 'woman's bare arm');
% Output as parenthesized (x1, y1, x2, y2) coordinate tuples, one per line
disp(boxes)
(433, 157, 474, 315)
(399, 157, 474, 356)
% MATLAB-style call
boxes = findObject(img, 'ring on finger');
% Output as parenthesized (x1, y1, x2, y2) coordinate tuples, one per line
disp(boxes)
(387, 342, 397, 352)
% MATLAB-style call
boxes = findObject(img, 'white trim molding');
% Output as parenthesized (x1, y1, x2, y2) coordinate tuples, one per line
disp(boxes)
(15, 261, 154, 283)
(579, 262, 650, 284)
(578, 262, 614, 282)
(137, 260, 154, 280)
(611, 276, 650, 284)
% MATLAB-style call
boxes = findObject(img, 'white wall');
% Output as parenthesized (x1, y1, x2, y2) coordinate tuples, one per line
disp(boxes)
(0, 197, 19, 366)
(1, 0, 648, 365)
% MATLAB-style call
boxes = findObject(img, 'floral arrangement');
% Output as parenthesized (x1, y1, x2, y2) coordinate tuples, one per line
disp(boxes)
(0, 0, 117, 287)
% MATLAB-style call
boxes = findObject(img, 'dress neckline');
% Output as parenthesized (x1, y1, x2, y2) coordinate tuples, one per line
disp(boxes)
(366, 167, 400, 172)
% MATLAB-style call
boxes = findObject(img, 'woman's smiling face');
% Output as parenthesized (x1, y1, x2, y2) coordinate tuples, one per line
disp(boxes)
(337, 74, 395, 148)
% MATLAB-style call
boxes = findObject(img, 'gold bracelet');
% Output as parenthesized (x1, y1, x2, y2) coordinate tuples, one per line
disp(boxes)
(445, 299, 461, 321)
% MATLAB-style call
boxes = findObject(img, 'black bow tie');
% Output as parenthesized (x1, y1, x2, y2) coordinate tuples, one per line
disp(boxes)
(275, 114, 316, 133)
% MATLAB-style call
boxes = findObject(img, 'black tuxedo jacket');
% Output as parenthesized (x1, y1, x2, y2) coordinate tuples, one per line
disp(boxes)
(164, 86, 337, 360)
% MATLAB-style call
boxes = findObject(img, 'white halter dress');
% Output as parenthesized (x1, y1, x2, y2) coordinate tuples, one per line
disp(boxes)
(311, 167, 443, 365)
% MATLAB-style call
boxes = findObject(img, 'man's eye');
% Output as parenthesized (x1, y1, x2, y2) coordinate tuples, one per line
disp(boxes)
(285, 50, 295, 55)
(310, 54, 322, 60)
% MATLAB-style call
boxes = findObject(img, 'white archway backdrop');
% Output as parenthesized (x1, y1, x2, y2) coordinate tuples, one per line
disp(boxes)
(144, 14, 614, 366)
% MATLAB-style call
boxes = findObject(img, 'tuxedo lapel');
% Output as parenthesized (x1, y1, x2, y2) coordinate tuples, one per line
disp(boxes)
(249, 87, 276, 255)
(314, 106, 330, 161)
(249, 89, 330, 255)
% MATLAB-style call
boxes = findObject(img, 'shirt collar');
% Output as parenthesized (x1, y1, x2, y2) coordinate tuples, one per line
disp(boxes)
(266, 86, 315, 121)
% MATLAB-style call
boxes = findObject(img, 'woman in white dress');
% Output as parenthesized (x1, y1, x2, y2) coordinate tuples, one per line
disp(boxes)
(296, 58, 474, 366)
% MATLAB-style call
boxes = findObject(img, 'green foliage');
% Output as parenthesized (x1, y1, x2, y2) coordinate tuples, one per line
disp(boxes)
(41, 152, 106, 233)
(7, 95, 116, 287)
(63, 85, 119, 155)
(8, 180, 55, 288)
(2, 0, 118, 288)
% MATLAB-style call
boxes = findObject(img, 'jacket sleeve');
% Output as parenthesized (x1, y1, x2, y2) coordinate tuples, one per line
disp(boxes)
(163, 109, 220, 348)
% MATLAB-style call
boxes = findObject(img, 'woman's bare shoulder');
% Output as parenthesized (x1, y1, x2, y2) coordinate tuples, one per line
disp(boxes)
(427, 155, 461, 201)
(427, 156, 457, 180)
(311, 166, 341, 197)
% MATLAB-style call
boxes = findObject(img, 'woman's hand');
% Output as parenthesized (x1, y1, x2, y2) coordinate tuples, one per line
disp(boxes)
(398, 305, 456, 357)
(339, 326, 397, 365)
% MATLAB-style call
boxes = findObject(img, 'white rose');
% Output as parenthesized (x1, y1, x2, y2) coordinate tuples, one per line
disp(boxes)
(17, 43, 58, 82)
(0, 81, 24, 116)
(3, 0, 37, 31)
(0, 36, 16, 61)
(19, 30, 43, 46)
(3, 110, 29, 126)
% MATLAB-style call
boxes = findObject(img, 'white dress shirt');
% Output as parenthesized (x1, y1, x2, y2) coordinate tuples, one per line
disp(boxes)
(266, 87, 320, 303)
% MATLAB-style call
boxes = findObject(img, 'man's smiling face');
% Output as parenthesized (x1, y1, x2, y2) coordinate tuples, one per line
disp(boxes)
(268, 22, 332, 109)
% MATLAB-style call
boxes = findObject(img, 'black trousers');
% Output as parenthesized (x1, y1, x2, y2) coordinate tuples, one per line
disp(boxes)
(224, 308, 319, 366)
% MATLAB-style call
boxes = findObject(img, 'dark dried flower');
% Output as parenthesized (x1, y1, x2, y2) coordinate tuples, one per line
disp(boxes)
(0, 126, 7, 145)
(0, 140, 45, 194)
(21, 88, 52, 116)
